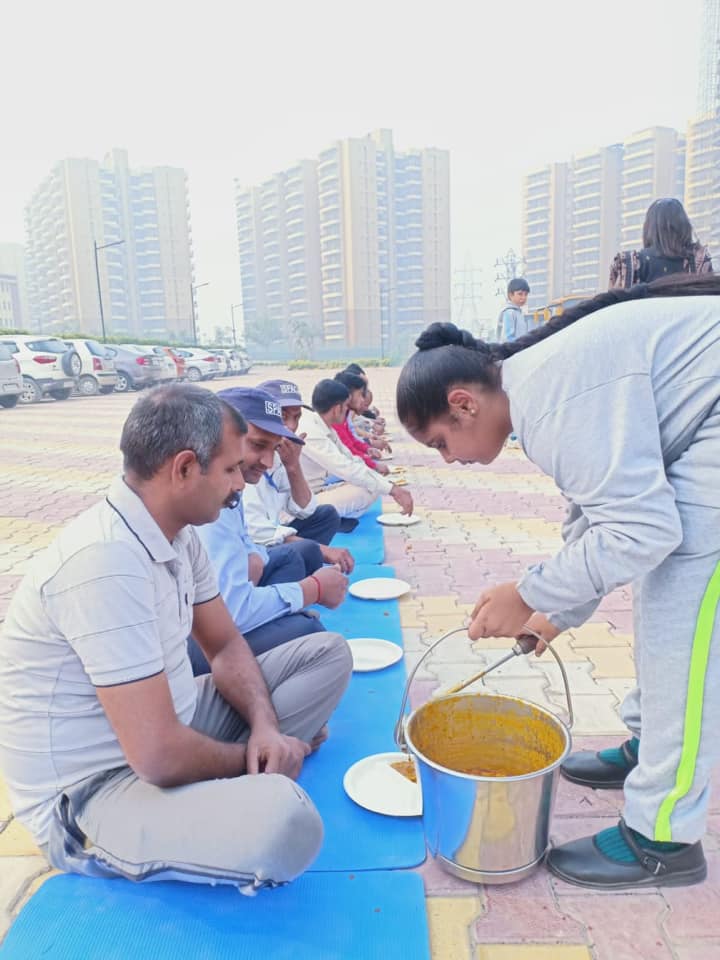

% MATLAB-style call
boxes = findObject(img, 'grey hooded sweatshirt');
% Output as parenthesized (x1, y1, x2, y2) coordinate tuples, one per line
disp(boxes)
(502, 295, 720, 630)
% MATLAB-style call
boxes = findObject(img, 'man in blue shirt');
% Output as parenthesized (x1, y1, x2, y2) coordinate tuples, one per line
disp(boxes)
(243, 379, 354, 571)
(187, 388, 349, 674)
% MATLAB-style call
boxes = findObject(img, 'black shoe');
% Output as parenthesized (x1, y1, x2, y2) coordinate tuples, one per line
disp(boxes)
(561, 739, 638, 789)
(546, 819, 707, 890)
(338, 517, 360, 533)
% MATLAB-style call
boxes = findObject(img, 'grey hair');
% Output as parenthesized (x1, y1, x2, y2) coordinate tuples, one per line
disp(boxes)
(120, 383, 247, 480)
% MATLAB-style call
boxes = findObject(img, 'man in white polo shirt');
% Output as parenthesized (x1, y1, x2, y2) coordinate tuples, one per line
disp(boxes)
(0, 384, 351, 890)
(300, 379, 414, 519)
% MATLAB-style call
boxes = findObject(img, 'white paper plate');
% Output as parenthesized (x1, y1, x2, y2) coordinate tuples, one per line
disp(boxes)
(343, 752, 422, 817)
(376, 513, 421, 527)
(348, 638, 404, 672)
(349, 578, 412, 600)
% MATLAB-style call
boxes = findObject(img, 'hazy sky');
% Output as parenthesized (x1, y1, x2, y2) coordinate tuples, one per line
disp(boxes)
(1, 0, 704, 335)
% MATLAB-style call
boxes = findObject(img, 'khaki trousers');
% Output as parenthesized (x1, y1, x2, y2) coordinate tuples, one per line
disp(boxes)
(46, 632, 352, 891)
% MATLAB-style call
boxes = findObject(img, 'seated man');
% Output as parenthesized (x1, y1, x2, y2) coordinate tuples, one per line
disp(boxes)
(331, 371, 390, 473)
(342, 364, 385, 427)
(300, 379, 413, 519)
(0, 384, 352, 890)
(244, 379, 354, 573)
(188, 387, 349, 673)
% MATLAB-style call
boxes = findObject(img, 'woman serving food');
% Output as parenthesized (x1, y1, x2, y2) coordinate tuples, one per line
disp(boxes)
(395, 274, 720, 890)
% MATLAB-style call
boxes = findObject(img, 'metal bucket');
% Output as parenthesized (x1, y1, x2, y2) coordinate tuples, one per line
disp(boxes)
(395, 629, 573, 884)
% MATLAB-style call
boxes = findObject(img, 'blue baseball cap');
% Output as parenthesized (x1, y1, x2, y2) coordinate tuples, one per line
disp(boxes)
(258, 379, 303, 406)
(217, 387, 304, 444)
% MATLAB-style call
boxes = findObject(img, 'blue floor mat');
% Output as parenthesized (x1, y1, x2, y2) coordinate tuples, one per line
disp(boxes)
(303, 563, 424, 871)
(331, 499, 385, 564)
(314, 564, 403, 640)
(300, 664, 424, 871)
(0, 871, 430, 960)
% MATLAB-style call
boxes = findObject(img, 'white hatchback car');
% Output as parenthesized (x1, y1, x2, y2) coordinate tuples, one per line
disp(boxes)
(64, 339, 118, 396)
(0, 343, 22, 409)
(0, 335, 80, 403)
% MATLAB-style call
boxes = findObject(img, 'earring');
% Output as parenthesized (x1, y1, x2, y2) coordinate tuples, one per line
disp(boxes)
(470, 409, 476, 416)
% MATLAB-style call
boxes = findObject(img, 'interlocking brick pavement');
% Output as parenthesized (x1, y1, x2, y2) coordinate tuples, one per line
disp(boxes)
(0, 366, 717, 958)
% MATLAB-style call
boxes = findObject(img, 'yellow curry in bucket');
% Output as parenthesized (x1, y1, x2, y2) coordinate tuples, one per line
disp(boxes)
(408, 693, 566, 778)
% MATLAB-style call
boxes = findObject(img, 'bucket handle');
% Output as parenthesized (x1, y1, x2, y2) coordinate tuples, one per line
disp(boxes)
(394, 626, 574, 750)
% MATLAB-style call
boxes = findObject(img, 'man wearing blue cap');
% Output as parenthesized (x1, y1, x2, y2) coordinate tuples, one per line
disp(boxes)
(188, 387, 349, 673)
(243, 379, 354, 573)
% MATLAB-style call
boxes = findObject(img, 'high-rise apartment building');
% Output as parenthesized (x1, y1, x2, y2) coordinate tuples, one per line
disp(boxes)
(685, 114, 720, 252)
(0, 243, 29, 329)
(522, 127, 685, 305)
(568, 145, 622, 294)
(236, 160, 322, 342)
(235, 129, 450, 353)
(619, 127, 685, 251)
(25, 149, 194, 339)
(687, 2, 720, 254)
(521, 162, 569, 309)
(698, 0, 720, 116)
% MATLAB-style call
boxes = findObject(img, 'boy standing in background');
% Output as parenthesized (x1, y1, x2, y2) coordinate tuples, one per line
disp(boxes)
(497, 277, 531, 342)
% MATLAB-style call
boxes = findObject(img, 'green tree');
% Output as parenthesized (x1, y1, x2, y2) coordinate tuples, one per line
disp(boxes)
(288, 318, 319, 359)
(245, 314, 283, 347)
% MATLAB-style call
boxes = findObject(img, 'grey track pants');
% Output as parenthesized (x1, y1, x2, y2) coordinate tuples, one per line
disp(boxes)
(621, 403, 720, 843)
(45, 631, 352, 890)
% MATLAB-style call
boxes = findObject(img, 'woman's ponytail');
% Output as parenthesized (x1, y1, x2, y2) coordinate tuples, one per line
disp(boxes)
(397, 272, 720, 432)
(497, 273, 720, 358)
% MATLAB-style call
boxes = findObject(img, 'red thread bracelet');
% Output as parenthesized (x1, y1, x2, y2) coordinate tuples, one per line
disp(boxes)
(310, 574, 322, 604)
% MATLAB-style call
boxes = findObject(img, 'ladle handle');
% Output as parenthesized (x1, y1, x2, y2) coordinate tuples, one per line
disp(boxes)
(516, 628, 575, 730)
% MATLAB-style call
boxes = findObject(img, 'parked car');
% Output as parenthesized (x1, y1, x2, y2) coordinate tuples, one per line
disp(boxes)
(229, 348, 252, 375)
(103, 344, 163, 392)
(0, 335, 79, 403)
(210, 347, 230, 377)
(0, 343, 22, 409)
(63, 338, 118, 396)
(215, 350, 235, 377)
(124, 344, 175, 384)
(152, 345, 186, 380)
(175, 348, 220, 381)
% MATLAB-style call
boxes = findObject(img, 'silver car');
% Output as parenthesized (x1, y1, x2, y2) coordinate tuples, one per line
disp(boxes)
(0, 343, 22, 409)
(176, 348, 220, 381)
(127, 345, 176, 383)
(104, 345, 163, 392)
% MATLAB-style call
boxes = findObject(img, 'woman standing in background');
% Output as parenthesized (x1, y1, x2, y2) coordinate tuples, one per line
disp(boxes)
(609, 198, 712, 289)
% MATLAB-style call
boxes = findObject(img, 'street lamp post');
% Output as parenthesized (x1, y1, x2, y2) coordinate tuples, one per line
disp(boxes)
(230, 302, 242, 346)
(93, 239, 125, 342)
(190, 281, 210, 346)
